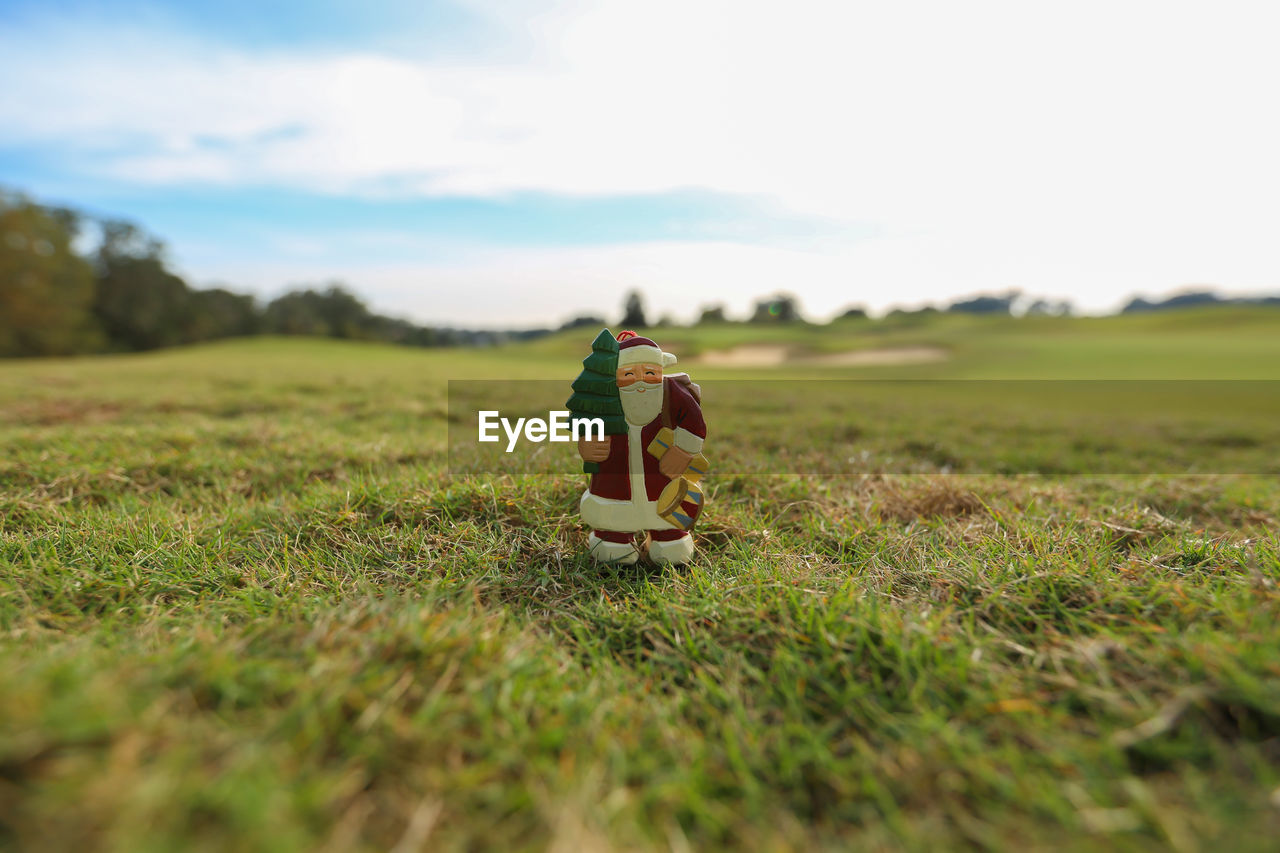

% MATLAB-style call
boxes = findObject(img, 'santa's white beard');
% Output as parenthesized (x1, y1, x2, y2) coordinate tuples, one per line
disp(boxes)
(620, 382, 663, 426)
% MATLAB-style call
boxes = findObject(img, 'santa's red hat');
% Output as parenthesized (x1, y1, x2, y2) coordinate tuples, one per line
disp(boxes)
(616, 330, 677, 368)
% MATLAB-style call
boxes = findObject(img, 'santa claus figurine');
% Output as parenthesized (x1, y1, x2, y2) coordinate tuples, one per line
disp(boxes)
(576, 331, 706, 565)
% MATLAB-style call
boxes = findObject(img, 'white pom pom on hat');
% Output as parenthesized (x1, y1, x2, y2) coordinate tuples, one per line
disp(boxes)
(616, 331, 678, 368)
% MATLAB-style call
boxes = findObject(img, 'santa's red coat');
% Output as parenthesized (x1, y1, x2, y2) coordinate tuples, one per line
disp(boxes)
(589, 376, 706, 501)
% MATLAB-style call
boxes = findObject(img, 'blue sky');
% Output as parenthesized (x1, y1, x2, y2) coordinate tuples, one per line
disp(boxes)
(0, 0, 486, 53)
(3, 0, 1280, 325)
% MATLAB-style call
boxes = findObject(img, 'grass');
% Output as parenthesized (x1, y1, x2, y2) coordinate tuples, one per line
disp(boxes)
(2, 313, 1279, 850)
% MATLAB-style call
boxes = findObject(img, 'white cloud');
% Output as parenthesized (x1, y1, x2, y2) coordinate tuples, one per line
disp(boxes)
(4, 0, 1280, 317)
(1, 2, 743, 196)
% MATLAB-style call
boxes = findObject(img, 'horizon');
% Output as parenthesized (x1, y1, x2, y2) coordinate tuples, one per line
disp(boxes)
(4, 0, 1279, 326)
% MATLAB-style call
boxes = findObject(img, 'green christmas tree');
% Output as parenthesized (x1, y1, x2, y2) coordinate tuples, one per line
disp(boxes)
(566, 328, 626, 473)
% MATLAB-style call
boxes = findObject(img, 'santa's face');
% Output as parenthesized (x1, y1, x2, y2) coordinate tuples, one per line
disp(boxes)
(617, 362, 663, 425)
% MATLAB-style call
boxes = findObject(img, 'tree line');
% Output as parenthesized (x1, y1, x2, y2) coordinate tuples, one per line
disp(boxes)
(8, 189, 1276, 359)
(0, 191, 544, 358)
(0, 188, 828, 360)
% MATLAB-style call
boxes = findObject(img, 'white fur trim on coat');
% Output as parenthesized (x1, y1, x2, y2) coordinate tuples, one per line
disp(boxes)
(579, 489, 674, 533)
(673, 427, 704, 453)
(618, 344, 677, 368)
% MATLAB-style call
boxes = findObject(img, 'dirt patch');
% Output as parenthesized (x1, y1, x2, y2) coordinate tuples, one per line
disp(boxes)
(875, 480, 986, 523)
(696, 345, 948, 367)
(696, 345, 793, 366)
(4, 399, 124, 426)
(807, 346, 948, 366)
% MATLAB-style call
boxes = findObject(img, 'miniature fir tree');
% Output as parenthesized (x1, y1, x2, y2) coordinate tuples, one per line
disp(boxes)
(566, 328, 626, 473)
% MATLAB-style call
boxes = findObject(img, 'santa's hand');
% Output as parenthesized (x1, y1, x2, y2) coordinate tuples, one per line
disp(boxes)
(578, 436, 611, 462)
(659, 446, 693, 479)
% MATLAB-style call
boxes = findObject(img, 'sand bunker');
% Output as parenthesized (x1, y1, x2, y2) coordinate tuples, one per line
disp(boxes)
(696, 345, 793, 366)
(807, 346, 948, 366)
(696, 345, 948, 367)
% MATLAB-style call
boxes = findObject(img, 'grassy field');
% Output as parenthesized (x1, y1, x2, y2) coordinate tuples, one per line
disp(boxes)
(2, 310, 1279, 850)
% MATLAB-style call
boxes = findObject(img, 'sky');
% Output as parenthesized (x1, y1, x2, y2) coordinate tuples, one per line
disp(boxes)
(3, 0, 1280, 327)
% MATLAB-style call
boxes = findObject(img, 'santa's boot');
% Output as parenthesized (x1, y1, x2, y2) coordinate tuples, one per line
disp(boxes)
(648, 529, 695, 565)
(588, 530, 640, 565)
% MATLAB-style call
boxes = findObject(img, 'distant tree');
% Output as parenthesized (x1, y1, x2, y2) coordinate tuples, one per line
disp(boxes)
(1157, 291, 1222, 311)
(4, 189, 571, 357)
(185, 287, 259, 341)
(1121, 297, 1154, 313)
(559, 314, 607, 331)
(314, 285, 374, 338)
(0, 193, 102, 356)
(506, 327, 553, 341)
(947, 291, 1018, 315)
(838, 305, 868, 319)
(697, 304, 727, 324)
(264, 290, 327, 337)
(1025, 298, 1075, 317)
(435, 328, 464, 346)
(1122, 291, 1225, 314)
(621, 290, 647, 327)
(403, 324, 443, 346)
(655, 313, 677, 327)
(750, 293, 801, 323)
(92, 220, 196, 351)
(367, 314, 441, 347)
(264, 285, 373, 339)
(1122, 290, 1280, 313)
